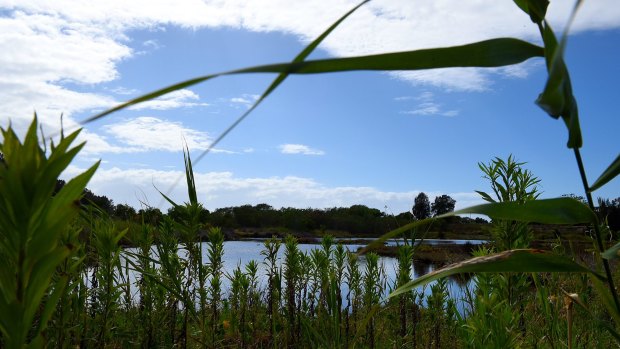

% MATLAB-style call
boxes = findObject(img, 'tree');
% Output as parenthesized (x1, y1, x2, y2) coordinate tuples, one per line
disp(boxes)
(412, 192, 431, 220)
(114, 203, 136, 220)
(81, 188, 114, 215)
(431, 195, 456, 216)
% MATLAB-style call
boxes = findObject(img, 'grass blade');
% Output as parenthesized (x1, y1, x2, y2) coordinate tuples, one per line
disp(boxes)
(589, 154, 620, 192)
(602, 241, 620, 260)
(390, 249, 603, 298)
(449, 197, 597, 224)
(83, 38, 542, 126)
(535, 1, 584, 148)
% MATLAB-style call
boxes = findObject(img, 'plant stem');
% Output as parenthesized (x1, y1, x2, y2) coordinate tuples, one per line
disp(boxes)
(573, 148, 620, 312)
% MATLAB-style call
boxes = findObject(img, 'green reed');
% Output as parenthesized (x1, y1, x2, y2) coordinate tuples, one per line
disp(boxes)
(3, 1, 620, 347)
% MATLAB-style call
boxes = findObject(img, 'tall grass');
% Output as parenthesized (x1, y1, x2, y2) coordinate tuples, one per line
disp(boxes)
(2, 0, 620, 347)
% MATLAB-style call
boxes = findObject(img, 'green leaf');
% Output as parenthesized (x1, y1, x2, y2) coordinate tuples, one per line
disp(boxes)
(390, 249, 603, 298)
(84, 38, 543, 125)
(590, 154, 620, 192)
(603, 241, 620, 260)
(241, 38, 543, 74)
(475, 190, 496, 203)
(357, 217, 435, 254)
(182, 144, 198, 206)
(33, 275, 68, 337)
(535, 4, 584, 148)
(24, 247, 70, 331)
(449, 197, 597, 224)
(513, 0, 549, 23)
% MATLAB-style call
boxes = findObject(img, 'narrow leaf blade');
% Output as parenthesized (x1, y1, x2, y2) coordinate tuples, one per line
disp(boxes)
(448, 198, 597, 224)
(602, 241, 620, 260)
(390, 249, 602, 298)
(590, 154, 620, 192)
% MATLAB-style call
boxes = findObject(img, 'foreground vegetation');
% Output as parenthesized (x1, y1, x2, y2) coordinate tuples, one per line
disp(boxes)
(0, 119, 617, 348)
(1, 0, 620, 348)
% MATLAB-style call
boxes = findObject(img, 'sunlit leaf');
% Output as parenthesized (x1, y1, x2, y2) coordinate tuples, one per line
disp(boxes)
(590, 154, 620, 192)
(390, 249, 603, 298)
(449, 197, 597, 224)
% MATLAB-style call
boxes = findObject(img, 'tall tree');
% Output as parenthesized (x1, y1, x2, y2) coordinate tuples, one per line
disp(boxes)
(431, 195, 456, 216)
(412, 192, 431, 220)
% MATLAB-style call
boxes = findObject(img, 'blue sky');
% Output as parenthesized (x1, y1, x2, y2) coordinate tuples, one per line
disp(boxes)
(1, 0, 618, 214)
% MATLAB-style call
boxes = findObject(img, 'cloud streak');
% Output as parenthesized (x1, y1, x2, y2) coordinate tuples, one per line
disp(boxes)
(397, 91, 459, 117)
(128, 89, 209, 111)
(279, 144, 325, 156)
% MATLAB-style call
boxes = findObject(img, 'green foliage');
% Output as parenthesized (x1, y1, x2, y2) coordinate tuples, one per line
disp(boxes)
(3, 0, 620, 347)
(0, 117, 98, 348)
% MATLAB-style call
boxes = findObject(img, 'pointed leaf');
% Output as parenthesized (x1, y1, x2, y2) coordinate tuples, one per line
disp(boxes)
(536, 7, 583, 148)
(475, 190, 496, 203)
(85, 38, 543, 125)
(390, 249, 603, 298)
(590, 154, 620, 192)
(602, 241, 620, 260)
(449, 197, 597, 224)
(513, 0, 549, 23)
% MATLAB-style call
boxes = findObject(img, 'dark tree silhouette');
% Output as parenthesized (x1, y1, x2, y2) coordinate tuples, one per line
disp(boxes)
(412, 192, 431, 220)
(431, 195, 456, 216)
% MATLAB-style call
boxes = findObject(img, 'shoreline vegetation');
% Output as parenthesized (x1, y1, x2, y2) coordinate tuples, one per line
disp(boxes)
(3, 1, 620, 347)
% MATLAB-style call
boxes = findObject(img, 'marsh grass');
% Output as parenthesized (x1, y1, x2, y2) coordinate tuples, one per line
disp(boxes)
(2, 0, 620, 347)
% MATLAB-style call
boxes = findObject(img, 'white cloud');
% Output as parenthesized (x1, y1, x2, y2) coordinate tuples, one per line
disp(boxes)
(102, 116, 212, 152)
(128, 89, 209, 110)
(62, 165, 484, 213)
(2, 0, 619, 152)
(229, 94, 260, 108)
(405, 102, 440, 116)
(279, 143, 325, 156)
(142, 39, 161, 50)
(399, 91, 459, 117)
(76, 116, 247, 155)
(0, 10, 127, 136)
(108, 86, 139, 95)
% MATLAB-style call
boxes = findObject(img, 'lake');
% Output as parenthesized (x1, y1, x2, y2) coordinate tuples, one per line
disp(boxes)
(120, 239, 475, 310)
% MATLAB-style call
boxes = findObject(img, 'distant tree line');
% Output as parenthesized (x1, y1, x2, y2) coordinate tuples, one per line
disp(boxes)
(56, 181, 495, 235)
(59, 181, 620, 235)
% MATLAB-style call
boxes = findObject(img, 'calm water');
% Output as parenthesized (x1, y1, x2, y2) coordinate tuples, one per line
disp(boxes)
(120, 239, 474, 308)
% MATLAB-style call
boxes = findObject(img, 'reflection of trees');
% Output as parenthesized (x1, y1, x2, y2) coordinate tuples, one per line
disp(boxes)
(413, 260, 431, 278)
(449, 272, 474, 287)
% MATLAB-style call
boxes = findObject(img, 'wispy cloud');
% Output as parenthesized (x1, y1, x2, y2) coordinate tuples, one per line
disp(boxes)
(398, 91, 459, 117)
(101, 116, 212, 152)
(279, 143, 325, 156)
(108, 86, 139, 95)
(142, 39, 161, 50)
(128, 89, 209, 110)
(229, 94, 260, 108)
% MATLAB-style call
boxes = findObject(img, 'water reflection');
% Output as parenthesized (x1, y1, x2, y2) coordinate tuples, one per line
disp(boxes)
(121, 240, 474, 310)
